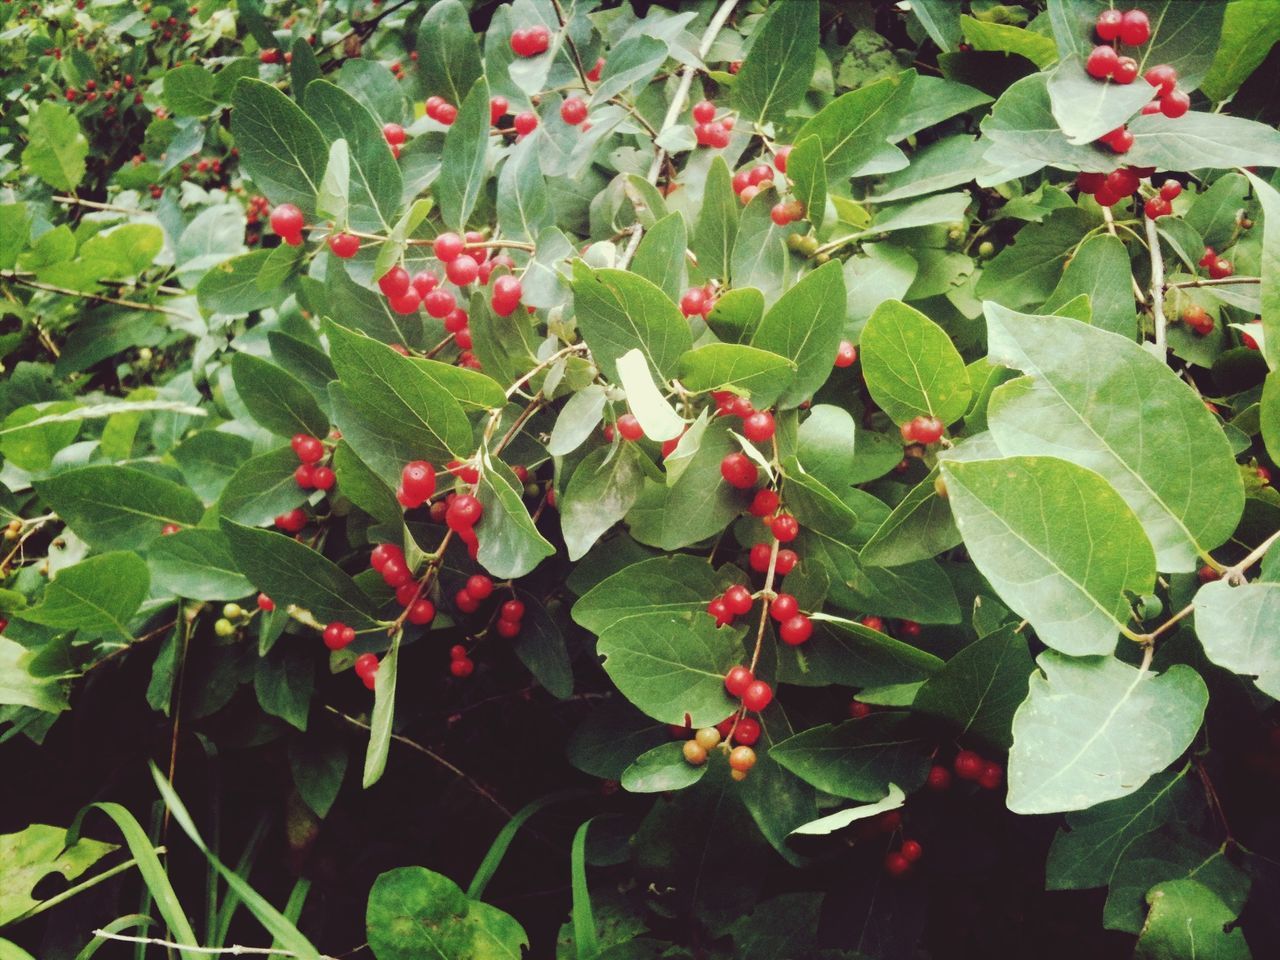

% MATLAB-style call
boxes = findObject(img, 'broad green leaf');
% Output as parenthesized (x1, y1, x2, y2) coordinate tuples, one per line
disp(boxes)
(792, 72, 915, 179)
(732, 0, 818, 125)
(197, 250, 286, 315)
(0, 203, 32, 271)
(961, 14, 1058, 68)
(547, 385, 607, 456)
(217, 446, 308, 527)
(76, 224, 164, 280)
(910, 0, 962, 51)
(984, 304, 1245, 571)
(789, 784, 905, 837)
(0, 638, 68, 713)
(631, 212, 686, 302)
(316, 139, 350, 225)
(572, 554, 740, 636)
(255, 642, 313, 731)
(571, 261, 692, 383)
(1243, 171, 1280, 373)
(1201, 0, 1280, 101)
(621, 742, 707, 793)
(787, 135, 826, 231)
(220, 519, 380, 626)
(775, 614, 944, 689)
(231, 352, 329, 439)
(912, 626, 1032, 750)
(409, 357, 506, 413)
(730, 185, 791, 304)
(414, 0, 483, 109)
(1041, 234, 1137, 338)
(475, 460, 555, 579)
(1263, 373, 1280, 463)
(597, 613, 743, 727)
(707, 287, 765, 345)
(781, 460, 859, 539)
(749, 260, 846, 409)
(692, 156, 738, 282)
(232, 79, 328, 215)
(1045, 769, 1194, 889)
(870, 136, 999, 204)
(290, 732, 349, 819)
(363, 631, 399, 788)
(0, 824, 118, 926)
(332, 442, 402, 528)
(149, 529, 254, 601)
(366, 866, 528, 960)
(1046, 54, 1158, 146)
(1193, 577, 1280, 699)
(677, 344, 796, 407)
(305, 81, 403, 232)
(36, 466, 203, 551)
(770, 714, 931, 802)
(173, 431, 253, 503)
(588, 35, 668, 106)
(1135, 879, 1250, 960)
(1007, 653, 1208, 815)
(980, 74, 1113, 174)
(567, 699, 668, 781)
(22, 103, 87, 191)
(795, 404, 855, 489)
(326, 320, 472, 462)
(615, 348, 685, 441)
(855, 192, 972, 240)
(975, 207, 1098, 308)
(17, 553, 149, 640)
(860, 299, 972, 426)
(844, 243, 919, 336)
(163, 64, 218, 115)
(510, 591, 573, 700)
(1126, 111, 1280, 171)
(496, 133, 553, 242)
(859, 467, 960, 567)
(439, 77, 491, 231)
(891, 75, 992, 140)
(940, 455, 1156, 655)
(561, 443, 651, 561)
(0, 401, 82, 471)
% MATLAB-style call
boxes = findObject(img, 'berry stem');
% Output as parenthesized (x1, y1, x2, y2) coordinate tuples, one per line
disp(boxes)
(548, 0, 595, 95)
(1166, 276, 1260, 289)
(1101, 207, 1150, 304)
(1144, 214, 1169, 354)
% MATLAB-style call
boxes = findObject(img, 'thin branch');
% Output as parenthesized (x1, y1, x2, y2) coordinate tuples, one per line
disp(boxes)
(1, 271, 197, 321)
(1145, 214, 1168, 353)
(89, 932, 341, 959)
(549, 0, 594, 93)
(1166, 276, 1260, 289)
(504, 344, 589, 400)
(53, 195, 149, 217)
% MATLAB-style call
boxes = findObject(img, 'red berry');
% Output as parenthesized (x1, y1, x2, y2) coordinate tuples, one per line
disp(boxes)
(725, 665, 754, 697)
(617, 413, 644, 441)
(291, 433, 324, 463)
(901, 840, 923, 862)
(926, 764, 952, 791)
(779, 614, 812, 646)
(954, 750, 984, 780)
(446, 494, 483, 530)
(1144, 64, 1177, 95)
(492, 275, 523, 315)
(450, 657, 474, 677)
(1159, 179, 1182, 201)
(560, 96, 587, 125)
(978, 762, 1003, 790)
(260, 48, 281, 64)
(1144, 197, 1171, 219)
(749, 489, 779, 517)
(1160, 89, 1190, 118)
(1112, 56, 1138, 85)
(1102, 126, 1134, 153)
(860, 615, 885, 633)
(354, 653, 379, 677)
(256, 593, 275, 612)
(323, 621, 355, 650)
(500, 599, 525, 622)
(732, 170, 752, 195)
(443, 254, 478, 286)
(275, 508, 307, 532)
(906, 415, 944, 444)
(412, 270, 439, 297)
(370, 543, 403, 571)
(444, 308, 470, 332)
(723, 584, 754, 616)
(400, 460, 436, 505)
(680, 287, 706, 317)
(269, 203, 304, 239)
(327, 232, 359, 258)
(433, 232, 464, 261)
(495, 617, 521, 638)
(770, 594, 798, 621)
(773, 145, 791, 173)
(513, 111, 538, 136)
(586, 57, 604, 82)
(692, 99, 716, 123)
(425, 95, 445, 117)
(455, 588, 480, 614)
(729, 395, 755, 419)
(704, 121, 729, 148)
(834, 340, 857, 367)
(770, 202, 793, 227)
(1208, 258, 1234, 279)
(707, 597, 733, 627)
(1119, 9, 1150, 45)
(749, 542, 772, 572)
(775, 549, 798, 575)
(884, 852, 911, 877)
(455, 328, 473, 350)
(389, 292, 421, 315)
(1095, 8, 1123, 40)
(1076, 172, 1106, 194)
(408, 599, 436, 625)
(1085, 44, 1118, 79)
(424, 288, 456, 318)
(720, 452, 758, 489)
(312, 466, 335, 491)
(489, 96, 508, 125)
(466, 574, 493, 600)
(382, 122, 406, 145)
(733, 716, 761, 746)
(741, 680, 773, 712)
(770, 514, 799, 543)
(379, 266, 411, 297)
(396, 582, 420, 606)
(849, 700, 872, 719)
(742, 411, 775, 443)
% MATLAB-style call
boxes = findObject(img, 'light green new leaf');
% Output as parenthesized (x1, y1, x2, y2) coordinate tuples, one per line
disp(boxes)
(17, 553, 149, 641)
(941, 455, 1156, 656)
(476, 460, 555, 579)
(0, 638, 68, 713)
(616, 348, 684, 441)
(414, 0, 483, 109)
(789, 784, 905, 837)
(1046, 55, 1160, 145)
(621, 742, 707, 794)
(770, 714, 931, 802)
(22, 103, 88, 191)
(316, 139, 350, 224)
(677, 344, 795, 406)
(1193, 577, 1280, 700)
(0, 824, 117, 926)
(571, 261, 692, 384)
(732, 0, 818, 125)
(860, 299, 971, 425)
(749, 260, 846, 409)
(1243, 171, 1280, 373)
(36, 466, 204, 551)
(984, 303, 1244, 571)
(960, 14, 1059, 67)
(1007, 653, 1208, 815)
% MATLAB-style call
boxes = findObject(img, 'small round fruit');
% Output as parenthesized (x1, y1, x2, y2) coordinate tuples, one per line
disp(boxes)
(884, 852, 911, 877)
(257, 593, 275, 612)
(500, 599, 526, 622)
(742, 411, 776, 443)
(423, 289, 457, 318)
(728, 745, 757, 772)
(749, 542, 772, 572)
(433, 231, 465, 261)
(732, 716, 761, 746)
(1160, 89, 1190, 118)
(513, 111, 538, 136)
(775, 549, 798, 575)
(450, 657, 475, 677)
(1144, 197, 1171, 219)
(682, 740, 708, 765)
(446, 254, 480, 286)
(770, 593, 798, 622)
(1119, 9, 1150, 45)
(774, 145, 791, 173)
(954, 749, 984, 780)
(1159, 179, 1182, 201)
(720, 452, 758, 489)
(465, 574, 493, 600)
(400, 460, 436, 504)
(1112, 56, 1138, 84)
(560, 96, 587, 125)
(292, 433, 324, 463)
(978, 762, 1003, 790)
(454, 588, 479, 614)
(707, 597, 733, 627)
(926, 764, 952, 791)
(382, 122, 406, 145)
(723, 584, 754, 616)
(327, 232, 360, 257)
(1085, 44, 1118, 79)
(770, 514, 799, 542)
(1144, 64, 1177, 95)
(725, 665, 754, 697)
(323, 621, 355, 650)
(1095, 8, 1122, 40)
(379, 266, 411, 298)
(695, 727, 721, 750)
(901, 840, 923, 862)
(834, 340, 857, 367)
(1208, 258, 1234, 279)
(779, 614, 812, 646)
(269, 203, 304, 238)
(848, 700, 872, 719)
(412, 270, 439, 297)
(741, 680, 773, 712)
(446, 494, 483, 530)
(407, 599, 436, 625)
(354, 653, 379, 678)
(214, 617, 236, 637)
(692, 99, 716, 123)
(616, 413, 644, 441)
(749, 488, 779, 517)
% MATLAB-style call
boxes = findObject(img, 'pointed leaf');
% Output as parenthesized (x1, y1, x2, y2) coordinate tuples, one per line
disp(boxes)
(860, 299, 972, 426)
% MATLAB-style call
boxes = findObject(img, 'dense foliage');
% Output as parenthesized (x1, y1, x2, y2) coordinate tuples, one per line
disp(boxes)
(2, 0, 1280, 957)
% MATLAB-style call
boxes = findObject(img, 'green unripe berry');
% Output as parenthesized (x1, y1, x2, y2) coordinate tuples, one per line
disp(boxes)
(1135, 594, 1163, 621)
(978, 240, 995, 258)
(138, 347, 153, 362)
(222, 602, 244, 620)
(214, 617, 236, 637)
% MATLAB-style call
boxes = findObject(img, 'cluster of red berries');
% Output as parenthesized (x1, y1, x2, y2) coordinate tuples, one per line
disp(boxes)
(370, 542, 413, 589)
(884, 839, 924, 878)
(269, 203, 306, 246)
(1199, 245, 1235, 280)
(679, 283, 718, 318)
(1142, 178, 1181, 219)
(1075, 165, 1152, 207)
(489, 96, 539, 136)
(690, 99, 732, 148)
(494, 597, 526, 639)
(448, 643, 474, 677)
(274, 507, 307, 533)
(899, 415, 944, 445)
(444, 491, 484, 555)
(354, 652, 381, 689)
(397, 460, 437, 509)
(244, 194, 271, 229)
(383, 122, 407, 158)
(731, 161, 778, 204)
(292, 433, 335, 491)
(671, 711, 762, 747)
(425, 95, 458, 126)
(1180, 305, 1215, 336)
(602, 413, 645, 442)
(510, 24, 551, 57)
(323, 620, 357, 651)
(724, 665, 774, 713)
(928, 749, 1003, 791)
(679, 724, 759, 779)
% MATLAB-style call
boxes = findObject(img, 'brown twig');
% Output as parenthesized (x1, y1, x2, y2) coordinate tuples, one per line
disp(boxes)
(1, 271, 197, 321)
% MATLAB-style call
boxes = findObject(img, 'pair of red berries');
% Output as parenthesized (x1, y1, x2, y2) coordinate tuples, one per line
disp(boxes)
(425, 95, 457, 125)
(724, 666, 774, 712)
(900, 415, 944, 445)
(1199, 246, 1235, 279)
(510, 24, 551, 57)
(382, 122, 406, 159)
(679, 284, 718, 318)
(371, 542, 414, 590)
(454, 573, 494, 613)
(748, 542, 798, 575)
(770, 594, 812, 645)
(1098, 124, 1135, 154)
(491, 275, 524, 316)
(323, 620, 357, 651)
(770, 200, 805, 226)
(397, 581, 436, 626)
(954, 749, 1003, 790)
(445, 495, 484, 559)
(1139, 64, 1190, 118)
(493, 597, 525, 639)
(706, 583, 755, 627)
(397, 460, 437, 509)
(1095, 8, 1150, 45)
(269, 203, 305, 245)
(448, 643, 475, 677)
(560, 97, 588, 126)
(732, 161, 777, 196)
(274, 507, 307, 533)
(354, 652, 380, 690)
(884, 840, 923, 878)
(1075, 165, 1155, 207)
(1181, 305, 1214, 336)
(1143, 179, 1181, 219)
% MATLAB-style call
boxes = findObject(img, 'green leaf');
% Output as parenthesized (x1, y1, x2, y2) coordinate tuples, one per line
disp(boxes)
(860, 299, 972, 426)
(979, 74, 1113, 174)
(572, 554, 740, 636)
(692, 156, 738, 282)
(1041, 234, 1136, 338)
(891, 75, 993, 140)
(615, 348, 684, 441)
(1046, 54, 1160, 146)
(316, 139, 350, 225)
(1201, 0, 1280, 101)
(149, 528, 254, 601)
(22, 103, 87, 192)
(597, 613, 743, 727)
(173, 431, 254, 503)
(439, 77, 491, 232)
(912, 626, 1032, 750)
(1193, 577, 1280, 700)
(0, 824, 118, 927)
(1126, 110, 1280, 171)
(17, 553, 149, 641)
(305, 81, 403, 232)
(1263, 373, 1280, 464)
(677, 344, 796, 406)
(547, 385, 607, 456)
(1135, 879, 1250, 960)
(870, 135, 999, 204)
(706, 287, 765, 345)
(776, 613, 944, 689)
(976, 207, 1098, 308)
(197, 250, 287, 316)
(570, 261, 692, 383)
(961, 14, 1059, 68)
(1007, 653, 1208, 815)
(163, 64, 219, 116)
(217, 446, 308, 527)
(589, 35, 668, 106)
(414, 0, 483, 110)
(789, 784, 905, 837)
(631, 212, 687, 303)
(749, 260, 846, 409)
(290, 732, 349, 819)
(255, 642, 314, 731)
(496, 134, 552, 243)
(0, 637, 68, 713)
(231, 352, 329, 439)
(326, 320, 473, 462)
(332, 442, 402, 528)
(770, 714, 931, 802)
(475, 460, 555, 580)
(859, 467, 960, 567)
(787, 136, 827, 231)
(0, 401, 82, 472)
(1243, 171, 1280, 373)
(220, 519, 380, 627)
(363, 631, 400, 788)
(730, 185, 792, 304)
(0, 203, 32, 271)
(621, 742, 707, 793)
(36, 465, 204, 551)
(232, 79, 328, 215)
(365, 866, 528, 960)
(792, 72, 915, 179)
(911, 0, 962, 51)
(561, 443, 651, 561)
(510, 591, 573, 699)
(984, 303, 1245, 572)
(940, 455, 1156, 655)
(732, 0, 818, 126)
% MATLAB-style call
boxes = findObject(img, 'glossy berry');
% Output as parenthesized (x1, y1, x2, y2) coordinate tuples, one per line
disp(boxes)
(382, 122, 406, 145)
(492, 275, 523, 316)
(275, 508, 307, 532)
(1101, 126, 1134, 153)
(720, 452, 758, 489)
(1161, 89, 1190, 118)
(1159, 179, 1182, 201)
(560, 97, 587, 125)
(725, 665, 754, 697)
(1208, 258, 1234, 279)
(901, 840, 923, 863)
(411, 270, 439, 297)
(683, 740, 708, 765)
(926, 764, 952, 791)
(446, 254, 480, 286)
(424, 289, 456, 318)
(1112, 56, 1138, 85)
(586, 57, 605, 82)
(1085, 45, 1118, 79)
(1119, 9, 1150, 45)
(834, 340, 857, 367)
(450, 657, 475, 677)
(381, 558, 412, 589)
(327, 232, 359, 258)
(500, 599, 525, 622)
(749, 543, 773, 572)
(779, 614, 812, 646)
(396, 583, 420, 606)
(370, 543, 403, 571)
(730, 395, 755, 418)
(616, 414, 644, 441)
(770, 594, 798, 622)
(904, 415, 945, 445)
(680, 287, 706, 317)
(741, 680, 773, 712)
(323, 621, 356, 650)
(269, 203, 303, 239)
(884, 852, 911, 877)
(775, 549, 798, 575)
(435, 233, 465, 262)
(848, 700, 872, 719)
(979, 761, 1004, 790)
(489, 96, 508, 125)
(692, 100, 716, 123)
(312, 467, 335, 491)
(446, 494, 483, 530)
(770, 514, 799, 543)
(1144, 197, 1171, 219)
(728, 745, 757, 772)
(354, 653, 379, 678)
(954, 750, 984, 780)
(1095, 8, 1122, 40)
(407, 599, 436, 625)
(379, 266, 411, 298)
(773, 145, 791, 173)
(292, 433, 324, 463)
(455, 588, 480, 614)
(749, 488, 780, 517)
(399, 460, 436, 506)
(495, 618, 521, 639)
(742, 411, 775, 443)
(513, 111, 539, 136)
(724, 584, 754, 616)
(707, 597, 733, 627)
(389, 292, 422, 315)
(1144, 63, 1177, 95)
